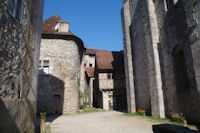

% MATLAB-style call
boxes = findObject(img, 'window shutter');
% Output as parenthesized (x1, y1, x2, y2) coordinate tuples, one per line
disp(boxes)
(16, 0, 24, 22)
(6, 0, 17, 17)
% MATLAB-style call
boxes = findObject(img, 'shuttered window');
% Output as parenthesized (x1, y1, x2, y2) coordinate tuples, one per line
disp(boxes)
(6, 0, 24, 23)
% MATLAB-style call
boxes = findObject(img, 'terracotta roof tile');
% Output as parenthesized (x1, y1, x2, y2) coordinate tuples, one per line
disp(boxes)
(42, 15, 63, 34)
(86, 67, 95, 77)
(96, 51, 124, 70)
(85, 49, 108, 55)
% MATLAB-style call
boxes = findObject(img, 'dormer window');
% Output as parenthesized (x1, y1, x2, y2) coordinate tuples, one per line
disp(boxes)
(6, 0, 24, 23)
(54, 21, 69, 33)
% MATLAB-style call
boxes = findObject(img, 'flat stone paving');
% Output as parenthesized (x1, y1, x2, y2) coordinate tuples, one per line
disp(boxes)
(49, 111, 164, 133)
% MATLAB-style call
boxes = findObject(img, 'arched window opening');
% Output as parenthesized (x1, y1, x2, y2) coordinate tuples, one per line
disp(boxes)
(172, 46, 189, 92)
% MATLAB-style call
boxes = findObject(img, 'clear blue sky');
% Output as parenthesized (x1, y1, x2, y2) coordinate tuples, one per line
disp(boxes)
(43, 0, 123, 51)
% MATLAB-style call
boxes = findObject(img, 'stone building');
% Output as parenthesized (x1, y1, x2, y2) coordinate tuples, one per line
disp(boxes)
(93, 50, 127, 111)
(80, 48, 108, 108)
(37, 15, 85, 114)
(122, 0, 200, 124)
(0, 0, 44, 132)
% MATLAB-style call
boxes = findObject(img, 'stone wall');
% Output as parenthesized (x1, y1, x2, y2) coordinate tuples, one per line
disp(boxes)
(121, 0, 136, 113)
(122, 0, 200, 124)
(37, 37, 83, 114)
(0, 0, 44, 132)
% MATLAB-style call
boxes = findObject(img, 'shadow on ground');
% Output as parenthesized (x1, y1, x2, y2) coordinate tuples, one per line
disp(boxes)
(152, 124, 200, 133)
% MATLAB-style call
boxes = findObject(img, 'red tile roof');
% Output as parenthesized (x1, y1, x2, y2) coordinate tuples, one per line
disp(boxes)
(85, 49, 108, 55)
(96, 51, 124, 70)
(41, 15, 85, 50)
(86, 67, 95, 77)
(42, 15, 62, 34)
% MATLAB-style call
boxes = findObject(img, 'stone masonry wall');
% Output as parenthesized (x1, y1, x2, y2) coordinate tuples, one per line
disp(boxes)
(128, 0, 152, 115)
(154, 0, 200, 123)
(37, 38, 81, 114)
(123, 0, 200, 123)
(0, 0, 44, 132)
(121, 0, 136, 113)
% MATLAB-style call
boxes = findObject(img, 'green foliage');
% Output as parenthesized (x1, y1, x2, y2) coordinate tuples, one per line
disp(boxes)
(125, 113, 184, 126)
(40, 112, 46, 120)
(171, 113, 186, 123)
(79, 107, 104, 113)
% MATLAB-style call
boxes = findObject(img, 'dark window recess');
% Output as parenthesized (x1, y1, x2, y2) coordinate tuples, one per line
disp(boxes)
(6, 0, 24, 22)
(89, 63, 93, 67)
(107, 73, 112, 79)
(165, 0, 174, 9)
(54, 95, 60, 103)
(172, 46, 190, 92)
(43, 60, 49, 66)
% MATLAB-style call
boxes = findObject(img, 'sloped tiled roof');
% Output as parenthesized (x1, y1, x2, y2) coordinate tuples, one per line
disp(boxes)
(85, 67, 95, 77)
(41, 15, 85, 49)
(96, 51, 124, 70)
(85, 49, 108, 55)
(42, 15, 73, 36)
(42, 15, 62, 34)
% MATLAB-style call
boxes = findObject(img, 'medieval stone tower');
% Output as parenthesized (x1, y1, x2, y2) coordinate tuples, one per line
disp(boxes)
(122, 0, 200, 124)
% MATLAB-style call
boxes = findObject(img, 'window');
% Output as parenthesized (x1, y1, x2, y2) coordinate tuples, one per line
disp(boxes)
(43, 66, 49, 74)
(107, 73, 114, 80)
(89, 63, 93, 67)
(54, 95, 60, 103)
(6, 0, 24, 22)
(43, 60, 49, 66)
(38, 60, 50, 75)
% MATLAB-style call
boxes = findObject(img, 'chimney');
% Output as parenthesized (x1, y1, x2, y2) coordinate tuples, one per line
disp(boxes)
(55, 21, 69, 33)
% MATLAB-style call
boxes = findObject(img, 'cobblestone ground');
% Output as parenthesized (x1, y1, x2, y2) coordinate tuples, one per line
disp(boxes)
(49, 111, 164, 133)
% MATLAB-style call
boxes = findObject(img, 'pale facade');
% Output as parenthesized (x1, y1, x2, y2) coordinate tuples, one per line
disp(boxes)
(37, 15, 84, 114)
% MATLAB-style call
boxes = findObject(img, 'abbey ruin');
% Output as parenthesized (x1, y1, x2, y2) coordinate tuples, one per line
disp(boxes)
(122, 0, 200, 124)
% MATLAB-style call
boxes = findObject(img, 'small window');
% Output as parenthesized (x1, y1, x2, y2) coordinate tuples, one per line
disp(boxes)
(89, 63, 93, 67)
(107, 73, 112, 79)
(43, 60, 49, 66)
(6, 0, 24, 22)
(43, 66, 49, 74)
(54, 95, 60, 103)
(107, 73, 114, 79)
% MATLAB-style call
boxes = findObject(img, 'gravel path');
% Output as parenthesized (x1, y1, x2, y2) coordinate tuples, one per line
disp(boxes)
(49, 111, 164, 133)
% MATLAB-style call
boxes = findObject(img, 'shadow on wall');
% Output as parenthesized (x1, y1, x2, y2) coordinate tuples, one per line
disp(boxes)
(112, 52, 127, 112)
(152, 124, 200, 133)
(0, 99, 20, 133)
(37, 69, 65, 115)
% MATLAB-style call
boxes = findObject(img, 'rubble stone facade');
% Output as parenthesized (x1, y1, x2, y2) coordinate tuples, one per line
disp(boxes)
(37, 15, 84, 114)
(122, 0, 200, 124)
(0, 0, 44, 132)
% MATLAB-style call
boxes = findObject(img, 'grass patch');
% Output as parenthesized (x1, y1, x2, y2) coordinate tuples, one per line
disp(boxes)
(79, 107, 104, 114)
(124, 113, 184, 126)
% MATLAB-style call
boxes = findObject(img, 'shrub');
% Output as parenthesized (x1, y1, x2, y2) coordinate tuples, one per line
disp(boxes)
(40, 112, 46, 120)
(138, 109, 146, 116)
(171, 113, 186, 123)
